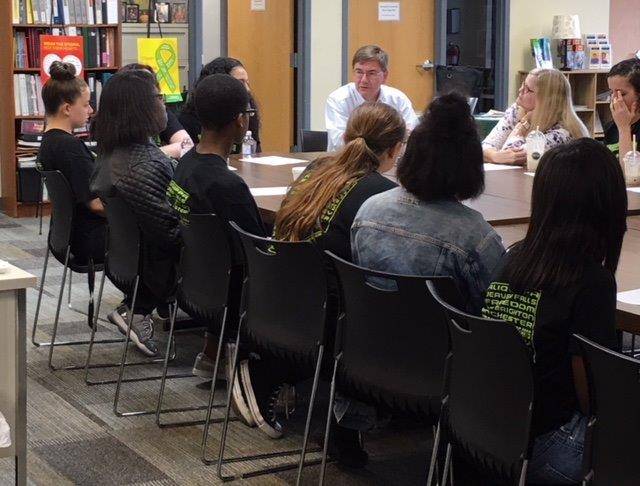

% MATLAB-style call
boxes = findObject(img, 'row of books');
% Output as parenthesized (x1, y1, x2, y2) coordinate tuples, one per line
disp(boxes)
(14, 27, 116, 69)
(13, 28, 47, 68)
(13, 0, 119, 25)
(13, 74, 44, 117)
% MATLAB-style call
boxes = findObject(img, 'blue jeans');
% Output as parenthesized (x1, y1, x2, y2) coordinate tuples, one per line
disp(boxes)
(527, 412, 586, 484)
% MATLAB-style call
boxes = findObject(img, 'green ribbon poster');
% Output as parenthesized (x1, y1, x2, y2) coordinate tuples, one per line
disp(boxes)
(137, 38, 182, 103)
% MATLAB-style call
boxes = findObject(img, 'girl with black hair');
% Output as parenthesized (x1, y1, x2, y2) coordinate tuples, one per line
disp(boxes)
(179, 57, 261, 151)
(482, 138, 627, 484)
(606, 58, 640, 162)
(37, 61, 106, 264)
(91, 69, 180, 357)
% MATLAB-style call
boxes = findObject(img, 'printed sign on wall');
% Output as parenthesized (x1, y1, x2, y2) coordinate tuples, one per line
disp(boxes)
(137, 37, 182, 103)
(378, 2, 400, 21)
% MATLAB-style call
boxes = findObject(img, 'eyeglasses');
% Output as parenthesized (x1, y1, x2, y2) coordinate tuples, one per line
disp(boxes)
(354, 69, 383, 79)
(243, 108, 257, 117)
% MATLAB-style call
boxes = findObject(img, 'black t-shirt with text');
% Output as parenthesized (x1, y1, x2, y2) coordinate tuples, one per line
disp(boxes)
(482, 257, 618, 438)
(167, 149, 266, 255)
(37, 129, 105, 245)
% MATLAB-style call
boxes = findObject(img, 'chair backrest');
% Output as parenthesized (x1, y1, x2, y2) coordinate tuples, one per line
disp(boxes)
(40, 170, 74, 262)
(231, 222, 328, 367)
(327, 252, 463, 417)
(428, 281, 534, 483)
(103, 196, 141, 293)
(299, 129, 328, 152)
(575, 334, 640, 486)
(178, 214, 232, 322)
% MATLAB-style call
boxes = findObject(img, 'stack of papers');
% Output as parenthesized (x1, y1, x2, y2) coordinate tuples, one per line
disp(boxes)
(250, 187, 289, 197)
(618, 289, 640, 305)
(240, 156, 308, 166)
(483, 163, 521, 172)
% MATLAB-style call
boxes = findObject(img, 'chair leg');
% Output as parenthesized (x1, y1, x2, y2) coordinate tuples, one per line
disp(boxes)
(47, 248, 70, 369)
(37, 175, 44, 236)
(84, 271, 162, 386)
(518, 459, 528, 486)
(441, 443, 452, 486)
(201, 308, 237, 465)
(113, 284, 193, 417)
(154, 303, 217, 428)
(66, 267, 107, 323)
(213, 326, 325, 481)
(31, 246, 49, 347)
(427, 421, 442, 486)
(319, 353, 341, 486)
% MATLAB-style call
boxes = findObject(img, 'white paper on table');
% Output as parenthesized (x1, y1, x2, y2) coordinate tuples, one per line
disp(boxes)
(617, 288, 640, 305)
(0, 411, 10, 448)
(228, 166, 237, 171)
(627, 186, 640, 193)
(250, 186, 289, 197)
(524, 172, 535, 177)
(240, 156, 308, 166)
(483, 163, 521, 171)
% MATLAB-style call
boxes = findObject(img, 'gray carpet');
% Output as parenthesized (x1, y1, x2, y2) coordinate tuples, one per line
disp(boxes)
(0, 212, 433, 485)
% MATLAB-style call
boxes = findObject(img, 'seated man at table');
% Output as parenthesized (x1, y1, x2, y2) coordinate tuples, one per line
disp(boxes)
(167, 73, 265, 380)
(325, 45, 419, 151)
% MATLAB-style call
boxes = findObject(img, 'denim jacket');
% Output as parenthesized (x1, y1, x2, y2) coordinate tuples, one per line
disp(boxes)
(351, 187, 505, 314)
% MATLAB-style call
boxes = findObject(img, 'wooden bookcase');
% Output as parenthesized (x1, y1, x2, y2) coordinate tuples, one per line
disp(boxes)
(518, 69, 612, 139)
(0, 3, 122, 218)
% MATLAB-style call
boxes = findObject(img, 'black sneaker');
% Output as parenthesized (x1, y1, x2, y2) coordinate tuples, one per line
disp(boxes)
(240, 360, 284, 439)
(108, 306, 158, 357)
(327, 417, 369, 469)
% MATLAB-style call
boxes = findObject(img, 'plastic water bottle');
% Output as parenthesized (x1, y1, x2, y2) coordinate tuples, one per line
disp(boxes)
(525, 126, 546, 172)
(241, 131, 257, 157)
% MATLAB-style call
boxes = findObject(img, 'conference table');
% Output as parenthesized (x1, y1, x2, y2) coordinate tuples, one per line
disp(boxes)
(227, 152, 640, 333)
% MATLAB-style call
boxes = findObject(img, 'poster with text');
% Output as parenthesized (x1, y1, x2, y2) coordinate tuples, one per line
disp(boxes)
(137, 38, 182, 103)
(40, 36, 84, 82)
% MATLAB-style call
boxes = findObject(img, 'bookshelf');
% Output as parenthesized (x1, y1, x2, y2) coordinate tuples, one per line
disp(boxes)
(518, 70, 612, 139)
(0, 2, 122, 218)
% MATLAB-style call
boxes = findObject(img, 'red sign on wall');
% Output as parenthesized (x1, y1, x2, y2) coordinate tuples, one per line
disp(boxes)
(40, 35, 85, 82)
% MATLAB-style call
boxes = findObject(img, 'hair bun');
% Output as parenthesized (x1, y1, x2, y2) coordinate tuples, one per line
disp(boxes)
(49, 61, 77, 81)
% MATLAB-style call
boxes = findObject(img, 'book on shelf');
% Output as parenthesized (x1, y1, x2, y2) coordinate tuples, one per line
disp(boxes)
(13, 28, 48, 68)
(14, 0, 119, 25)
(13, 74, 44, 116)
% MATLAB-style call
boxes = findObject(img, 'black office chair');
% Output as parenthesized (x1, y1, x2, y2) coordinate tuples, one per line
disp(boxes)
(207, 222, 330, 484)
(319, 253, 462, 484)
(32, 170, 123, 371)
(85, 196, 191, 417)
(299, 129, 328, 152)
(435, 65, 484, 113)
(427, 281, 534, 486)
(155, 214, 232, 428)
(575, 334, 640, 486)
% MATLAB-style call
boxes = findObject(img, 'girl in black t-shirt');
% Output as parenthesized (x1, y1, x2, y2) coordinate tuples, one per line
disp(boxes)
(606, 58, 640, 161)
(482, 138, 627, 484)
(37, 61, 106, 264)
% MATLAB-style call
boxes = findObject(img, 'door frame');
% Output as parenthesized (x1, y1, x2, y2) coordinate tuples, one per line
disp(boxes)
(219, 0, 311, 150)
(434, 0, 510, 110)
(341, 0, 509, 110)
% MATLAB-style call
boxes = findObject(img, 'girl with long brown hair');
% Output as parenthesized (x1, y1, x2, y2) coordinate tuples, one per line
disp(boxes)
(274, 101, 405, 257)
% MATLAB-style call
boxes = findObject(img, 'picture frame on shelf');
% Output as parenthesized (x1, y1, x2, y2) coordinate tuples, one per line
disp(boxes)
(170, 2, 188, 23)
(125, 4, 140, 23)
(154, 2, 170, 23)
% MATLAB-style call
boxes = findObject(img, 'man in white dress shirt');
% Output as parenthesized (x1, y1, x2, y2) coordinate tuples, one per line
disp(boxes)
(325, 45, 419, 151)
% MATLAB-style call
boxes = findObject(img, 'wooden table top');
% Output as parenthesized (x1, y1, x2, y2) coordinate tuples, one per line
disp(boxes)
(495, 218, 640, 334)
(229, 153, 640, 226)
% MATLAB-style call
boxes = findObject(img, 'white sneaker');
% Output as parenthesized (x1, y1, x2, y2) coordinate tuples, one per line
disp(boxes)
(226, 345, 255, 427)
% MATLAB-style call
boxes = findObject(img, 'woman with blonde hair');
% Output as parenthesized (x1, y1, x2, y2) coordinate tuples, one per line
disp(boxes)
(229, 102, 403, 468)
(483, 68, 589, 165)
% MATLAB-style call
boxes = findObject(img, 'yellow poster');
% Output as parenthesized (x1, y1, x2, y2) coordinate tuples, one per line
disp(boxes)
(137, 38, 182, 103)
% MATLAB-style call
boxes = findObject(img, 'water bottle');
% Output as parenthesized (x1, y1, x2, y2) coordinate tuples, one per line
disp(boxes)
(525, 126, 546, 172)
(624, 149, 640, 186)
(241, 131, 257, 157)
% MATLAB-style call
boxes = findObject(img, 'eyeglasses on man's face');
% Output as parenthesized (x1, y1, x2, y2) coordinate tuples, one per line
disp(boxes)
(354, 69, 383, 79)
